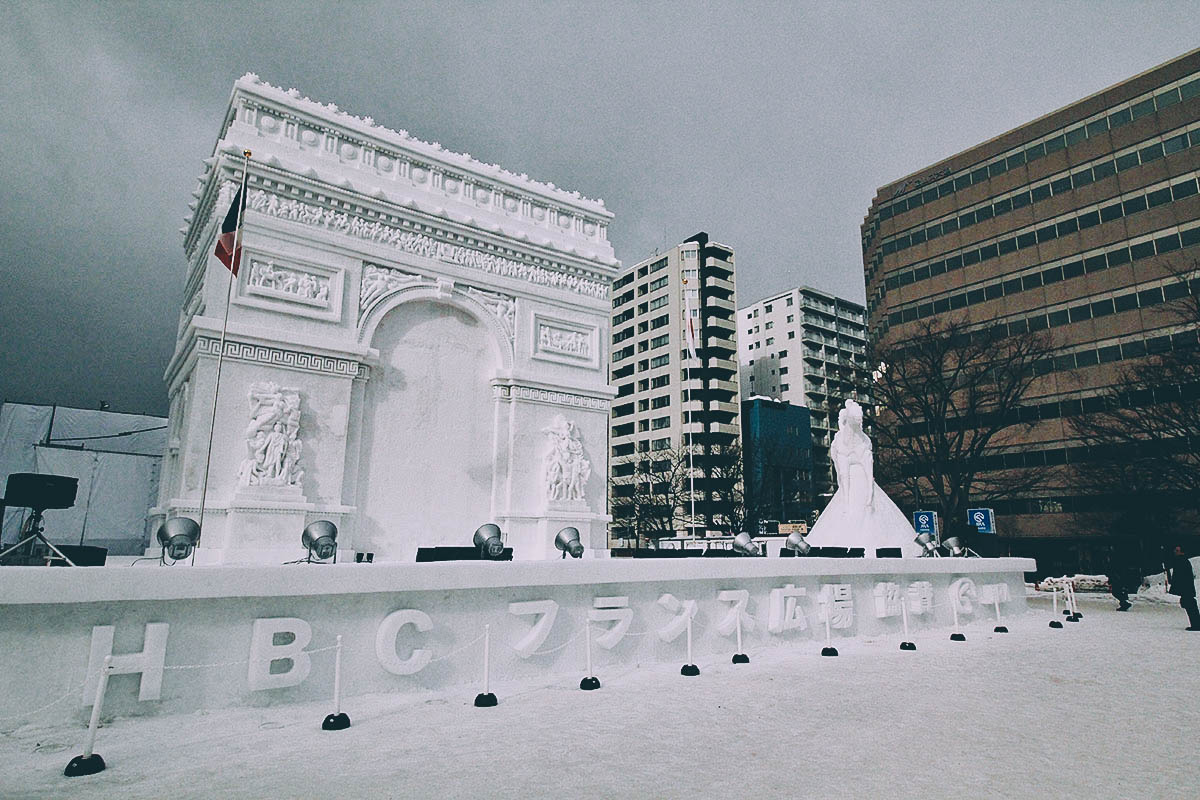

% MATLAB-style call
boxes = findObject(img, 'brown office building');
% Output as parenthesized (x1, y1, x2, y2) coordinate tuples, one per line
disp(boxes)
(862, 49, 1200, 572)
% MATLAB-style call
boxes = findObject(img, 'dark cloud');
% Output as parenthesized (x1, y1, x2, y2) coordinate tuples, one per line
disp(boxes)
(2, 1, 1197, 415)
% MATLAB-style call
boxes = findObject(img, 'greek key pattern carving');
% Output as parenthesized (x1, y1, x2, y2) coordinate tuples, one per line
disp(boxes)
(197, 337, 368, 379)
(493, 384, 608, 410)
(247, 189, 608, 299)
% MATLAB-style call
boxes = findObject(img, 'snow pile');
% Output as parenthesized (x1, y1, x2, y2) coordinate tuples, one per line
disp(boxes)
(3, 603, 1199, 799)
(1033, 573, 1110, 593)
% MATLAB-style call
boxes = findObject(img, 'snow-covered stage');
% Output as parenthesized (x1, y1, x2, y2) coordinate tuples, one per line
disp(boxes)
(0, 556, 1033, 726)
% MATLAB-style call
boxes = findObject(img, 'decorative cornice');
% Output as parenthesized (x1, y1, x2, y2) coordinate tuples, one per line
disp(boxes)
(230, 73, 612, 217)
(196, 336, 368, 380)
(493, 383, 609, 411)
(247, 187, 608, 299)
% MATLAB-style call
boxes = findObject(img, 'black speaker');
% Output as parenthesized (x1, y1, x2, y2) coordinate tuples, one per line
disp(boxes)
(4, 473, 77, 511)
(48, 545, 107, 567)
(415, 546, 513, 562)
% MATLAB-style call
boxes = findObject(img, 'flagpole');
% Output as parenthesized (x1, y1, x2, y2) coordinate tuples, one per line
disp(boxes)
(195, 149, 251, 561)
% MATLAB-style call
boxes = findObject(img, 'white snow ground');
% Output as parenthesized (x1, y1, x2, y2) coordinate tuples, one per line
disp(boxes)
(2, 594, 1197, 800)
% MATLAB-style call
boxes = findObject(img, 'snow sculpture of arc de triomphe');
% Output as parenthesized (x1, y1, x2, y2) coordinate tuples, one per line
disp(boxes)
(151, 74, 618, 563)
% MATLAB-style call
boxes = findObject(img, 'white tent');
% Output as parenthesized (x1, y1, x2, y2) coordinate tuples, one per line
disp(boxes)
(0, 402, 166, 556)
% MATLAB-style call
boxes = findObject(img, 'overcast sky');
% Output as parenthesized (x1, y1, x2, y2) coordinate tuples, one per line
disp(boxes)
(2, 1, 1198, 416)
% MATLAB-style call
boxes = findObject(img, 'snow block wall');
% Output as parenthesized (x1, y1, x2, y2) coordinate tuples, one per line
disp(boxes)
(0, 558, 1033, 726)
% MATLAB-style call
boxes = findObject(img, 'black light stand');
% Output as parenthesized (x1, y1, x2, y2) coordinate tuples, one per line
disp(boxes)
(0, 474, 79, 566)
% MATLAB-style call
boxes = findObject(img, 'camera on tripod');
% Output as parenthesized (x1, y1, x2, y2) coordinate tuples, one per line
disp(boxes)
(0, 473, 80, 566)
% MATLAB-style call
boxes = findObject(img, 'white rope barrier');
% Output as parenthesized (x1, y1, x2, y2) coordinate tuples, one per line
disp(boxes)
(0, 680, 87, 724)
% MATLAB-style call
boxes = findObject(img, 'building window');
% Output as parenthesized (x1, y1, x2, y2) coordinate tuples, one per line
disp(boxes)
(651, 437, 671, 451)
(652, 374, 670, 388)
(786, 297, 794, 306)
(765, 321, 774, 329)
(651, 395, 671, 409)
(651, 417, 670, 430)
(650, 353, 670, 368)
(765, 304, 773, 312)
(788, 332, 795, 339)
(786, 315, 794, 323)
(781, 383, 789, 391)
(766, 337, 774, 345)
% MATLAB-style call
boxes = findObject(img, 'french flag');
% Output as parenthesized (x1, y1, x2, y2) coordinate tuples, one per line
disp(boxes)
(213, 187, 246, 274)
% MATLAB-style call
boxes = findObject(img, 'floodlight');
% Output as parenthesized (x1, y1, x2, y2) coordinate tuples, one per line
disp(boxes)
(554, 527, 584, 559)
(943, 536, 967, 557)
(302, 520, 338, 562)
(731, 532, 761, 556)
(914, 532, 939, 557)
(157, 517, 200, 562)
(785, 530, 811, 555)
(473, 523, 505, 560)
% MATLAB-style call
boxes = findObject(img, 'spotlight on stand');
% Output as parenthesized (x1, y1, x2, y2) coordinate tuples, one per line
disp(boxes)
(784, 530, 812, 556)
(914, 532, 940, 557)
(302, 520, 338, 563)
(731, 532, 761, 556)
(943, 536, 967, 557)
(156, 517, 200, 562)
(554, 526, 584, 559)
(473, 523, 506, 560)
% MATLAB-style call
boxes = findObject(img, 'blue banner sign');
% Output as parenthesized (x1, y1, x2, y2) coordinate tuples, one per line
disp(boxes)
(967, 508, 996, 534)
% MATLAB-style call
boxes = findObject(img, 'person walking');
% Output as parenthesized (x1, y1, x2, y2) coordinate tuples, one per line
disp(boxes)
(1107, 547, 1134, 611)
(1166, 544, 1200, 631)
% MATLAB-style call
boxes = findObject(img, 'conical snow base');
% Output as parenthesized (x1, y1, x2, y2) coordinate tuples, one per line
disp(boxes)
(680, 664, 700, 676)
(732, 653, 750, 664)
(474, 692, 498, 707)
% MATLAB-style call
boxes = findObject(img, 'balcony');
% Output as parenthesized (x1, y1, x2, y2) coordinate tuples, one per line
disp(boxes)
(705, 274, 735, 296)
(704, 294, 735, 314)
(704, 315, 736, 335)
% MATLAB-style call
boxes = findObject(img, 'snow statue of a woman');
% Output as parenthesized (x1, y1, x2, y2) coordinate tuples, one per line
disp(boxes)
(806, 400, 922, 557)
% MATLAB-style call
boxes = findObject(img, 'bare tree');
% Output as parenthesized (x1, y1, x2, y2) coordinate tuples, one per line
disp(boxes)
(702, 440, 748, 535)
(1071, 262, 1200, 539)
(609, 447, 693, 546)
(870, 315, 1056, 529)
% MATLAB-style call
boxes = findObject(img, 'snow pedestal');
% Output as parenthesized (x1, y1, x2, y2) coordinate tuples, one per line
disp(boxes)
(504, 500, 609, 561)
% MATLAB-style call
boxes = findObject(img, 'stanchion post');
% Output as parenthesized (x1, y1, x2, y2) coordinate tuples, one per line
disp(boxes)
(820, 599, 838, 656)
(322, 634, 351, 730)
(950, 597, 966, 641)
(993, 598, 1008, 634)
(1049, 586, 1063, 628)
(475, 625, 498, 706)
(900, 595, 916, 650)
(732, 612, 749, 664)
(65, 656, 111, 776)
(580, 620, 600, 690)
(680, 613, 699, 676)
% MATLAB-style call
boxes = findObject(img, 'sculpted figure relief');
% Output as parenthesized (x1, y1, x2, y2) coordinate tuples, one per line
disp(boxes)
(543, 415, 591, 502)
(806, 400, 922, 556)
(238, 382, 304, 488)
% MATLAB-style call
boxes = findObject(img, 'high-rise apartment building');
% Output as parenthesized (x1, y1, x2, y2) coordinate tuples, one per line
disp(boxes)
(862, 49, 1200, 571)
(609, 233, 740, 543)
(737, 287, 871, 499)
